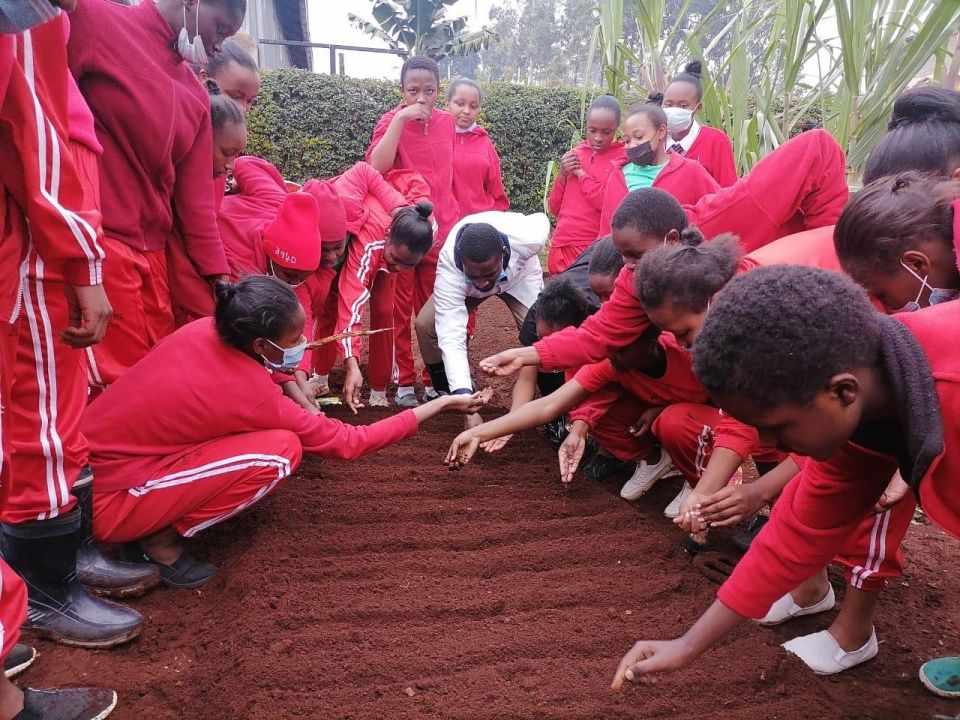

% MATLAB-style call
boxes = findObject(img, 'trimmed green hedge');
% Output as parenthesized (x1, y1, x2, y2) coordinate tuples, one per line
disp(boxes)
(246, 70, 605, 216)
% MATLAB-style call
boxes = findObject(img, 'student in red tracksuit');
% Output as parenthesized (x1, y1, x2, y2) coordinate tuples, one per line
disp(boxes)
(367, 55, 461, 407)
(547, 95, 625, 274)
(167, 79, 247, 328)
(446, 298, 707, 484)
(68, 0, 245, 387)
(634, 237, 917, 674)
(335, 189, 435, 412)
(197, 37, 261, 113)
(478, 128, 850, 379)
(0, 13, 132, 714)
(612, 267, 959, 691)
(662, 61, 738, 187)
(448, 78, 509, 216)
(0, 11, 152, 654)
(834, 173, 959, 312)
(598, 98, 719, 237)
(83, 275, 488, 589)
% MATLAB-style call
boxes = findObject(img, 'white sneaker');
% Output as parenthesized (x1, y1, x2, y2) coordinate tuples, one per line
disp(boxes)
(758, 584, 836, 626)
(368, 393, 389, 408)
(620, 451, 676, 500)
(663, 481, 692, 518)
(782, 627, 878, 675)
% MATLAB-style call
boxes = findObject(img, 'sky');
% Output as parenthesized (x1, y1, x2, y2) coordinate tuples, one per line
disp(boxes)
(307, 0, 498, 79)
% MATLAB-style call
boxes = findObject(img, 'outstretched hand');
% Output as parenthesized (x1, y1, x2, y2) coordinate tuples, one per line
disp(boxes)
(611, 638, 694, 690)
(445, 430, 482, 470)
(557, 431, 585, 484)
(444, 387, 493, 415)
(479, 347, 536, 377)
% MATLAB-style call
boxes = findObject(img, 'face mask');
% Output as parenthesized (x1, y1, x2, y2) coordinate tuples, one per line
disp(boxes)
(626, 141, 656, 166)
(0, 0, 58, 33)
(269, 259, 304, 288)
(455, 122, 478, 134)
(897, 261, 960, 312)
(664, 107, 694, 135)
(261, 338, 306, 372)
(177, 0, 208, 65)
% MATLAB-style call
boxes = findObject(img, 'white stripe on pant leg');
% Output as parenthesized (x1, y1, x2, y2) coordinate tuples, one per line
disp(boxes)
(127, 453, 292, 496)
(85, 347, 104, 389)
(176, 457, 294, 537)
(694, 425, 712, 480)
(854, 510, 890, 590)
(0, 562, 5, 661)
(30, 259, 70, 510)
(22, 261, 60, 521)
(851, 512, 883, 589)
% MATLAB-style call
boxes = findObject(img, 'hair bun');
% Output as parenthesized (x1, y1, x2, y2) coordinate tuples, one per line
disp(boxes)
(204, 78, 222, 96)
(679, 226, 705, 247)
(683, 60, 703, 77)
(888, 86, 960, 130)
(647, 91, 664, 105)
(213, 279, 237, 304)
(414, 200, 434, 219)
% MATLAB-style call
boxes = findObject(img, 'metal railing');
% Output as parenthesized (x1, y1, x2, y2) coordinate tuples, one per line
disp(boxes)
(258, 38, 408, 74)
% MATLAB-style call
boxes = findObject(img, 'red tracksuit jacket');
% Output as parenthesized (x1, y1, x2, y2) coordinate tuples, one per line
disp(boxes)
(67, 0, 227, 276)
(682, 125, 737, 187)
(548, 140, 627, 249)
(334, 170, 432, 361)
(598, 152, 720, 237)
(452, 125, 509, 215)
(718, 301, 960, 618)
(83, 318, 420, 493)
(0, 16, 105, 323)
(367, 105, 461, 244)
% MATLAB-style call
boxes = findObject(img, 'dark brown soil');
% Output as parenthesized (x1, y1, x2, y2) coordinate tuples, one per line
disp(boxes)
(22, 301, 960, 719)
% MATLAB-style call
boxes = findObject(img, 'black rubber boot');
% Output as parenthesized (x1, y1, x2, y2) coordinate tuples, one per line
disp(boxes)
(536, 370, 564, 398)
(425, 362, 450, 395)
(15, 687, 117, 720)
(73, 468, 160, 598)
(544, 415, 569, 449)
(1, 509, 143, 649)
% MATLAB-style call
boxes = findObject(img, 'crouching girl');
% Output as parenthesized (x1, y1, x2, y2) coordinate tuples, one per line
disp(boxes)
(83, 276, 487, 590)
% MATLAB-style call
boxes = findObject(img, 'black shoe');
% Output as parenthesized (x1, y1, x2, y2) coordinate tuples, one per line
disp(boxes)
(681, 533, 709, 557)
(73, 469, 160, 599)
(425, 362, 451, 395)
(1, 510, 143, 649)
(581, 452, 630, 481)
(4, 644, 36, 679)
(544, 416, 569, 449)
(732, 514, 769, 553)
(16, 687, 117, 720)
(123, 544, 217, 589)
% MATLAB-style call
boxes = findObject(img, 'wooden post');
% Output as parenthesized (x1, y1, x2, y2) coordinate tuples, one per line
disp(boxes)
(338, 52, 345, 76)
(329, 45, 336, 75)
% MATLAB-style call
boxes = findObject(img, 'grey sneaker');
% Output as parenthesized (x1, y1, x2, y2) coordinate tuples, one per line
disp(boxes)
(395, 391, 420, 408)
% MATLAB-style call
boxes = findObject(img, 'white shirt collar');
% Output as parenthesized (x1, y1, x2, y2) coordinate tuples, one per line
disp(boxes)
(670, 119, 701, 154)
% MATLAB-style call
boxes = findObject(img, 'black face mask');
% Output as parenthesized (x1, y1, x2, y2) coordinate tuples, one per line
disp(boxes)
(626, 141, 657, 166)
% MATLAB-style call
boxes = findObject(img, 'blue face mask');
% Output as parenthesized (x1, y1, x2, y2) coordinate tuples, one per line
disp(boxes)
(897, 262, 960, 312)
(261, 338, 307, 372)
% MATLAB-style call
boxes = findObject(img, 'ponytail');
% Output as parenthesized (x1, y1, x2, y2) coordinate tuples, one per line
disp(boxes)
(636, 233, 741, 313)
(206, 78, 245, 133)
(668, 60, 704, 101)
(389, 200, 434, 255)
(214, 275, 300, 350)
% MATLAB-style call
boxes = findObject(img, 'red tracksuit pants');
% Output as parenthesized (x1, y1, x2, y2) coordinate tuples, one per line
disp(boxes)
(1, 327, 29, 660)
(393, 247, 439, 387)
(547, 243, 590, 276)
(93, 429, 303, 543)
(87, 238, 175, 392)
(653, 402, 915, 592)
(313, 270, 395, 392)
(589, 394, 656, 462)
(1, 142, 98, 524)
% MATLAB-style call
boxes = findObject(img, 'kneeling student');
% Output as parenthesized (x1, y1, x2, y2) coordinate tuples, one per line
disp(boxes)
(83, 277, 488, 589)
(416, 211, 550, 428)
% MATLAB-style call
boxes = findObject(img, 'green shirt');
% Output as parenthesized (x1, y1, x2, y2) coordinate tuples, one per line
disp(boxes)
(622, 161, 668, 191)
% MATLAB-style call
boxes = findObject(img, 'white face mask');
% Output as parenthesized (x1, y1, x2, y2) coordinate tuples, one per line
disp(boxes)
(177, 0, 208, 65)
(664, 107, 694, 135)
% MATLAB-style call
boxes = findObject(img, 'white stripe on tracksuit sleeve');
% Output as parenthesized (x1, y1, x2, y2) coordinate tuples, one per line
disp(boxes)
(435, 211, 549, 393)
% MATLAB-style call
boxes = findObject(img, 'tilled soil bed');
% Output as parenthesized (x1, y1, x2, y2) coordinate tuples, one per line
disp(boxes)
(23, 301, 960, 719)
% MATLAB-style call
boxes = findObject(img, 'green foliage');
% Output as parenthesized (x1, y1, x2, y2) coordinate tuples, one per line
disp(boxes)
(246, 70, 594, 215)
(348, 0, 497, 62)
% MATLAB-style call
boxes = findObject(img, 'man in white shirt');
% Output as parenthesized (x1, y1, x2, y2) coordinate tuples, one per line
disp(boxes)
(415, 211, 549, 426)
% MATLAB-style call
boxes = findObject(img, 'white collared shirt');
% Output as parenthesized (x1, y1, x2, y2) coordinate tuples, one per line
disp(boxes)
(669, 119, 701, 154)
